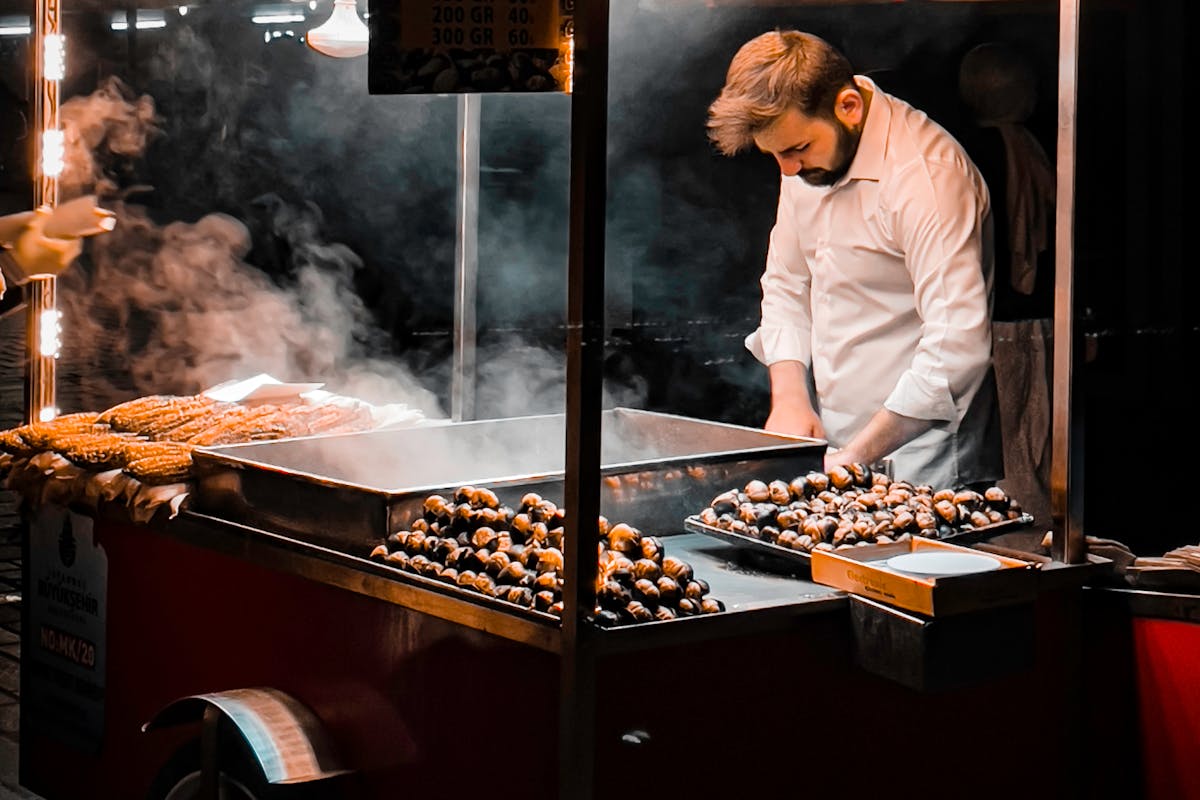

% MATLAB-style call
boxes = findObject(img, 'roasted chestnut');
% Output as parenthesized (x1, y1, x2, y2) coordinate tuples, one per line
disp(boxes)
(472, 572, 498, 596)
(699, 507, 720, 526)
(639, 536, 664, 563)
(701, 597, 725, 614)
(594, 609, 621, 628)
(605, 555, 636, 582)
(384, 551, 411, 570)
(437, 567, 458, 584)
(768, 480, 791, 505)
(534, 590, 557, 612)
(471, 526, 498, 550)
(633, 558, 662, 582)
(598, 579, 632, 610)
(805, 471, 830, 494)
(933, 499, 959, 524)
(456, 569, 477, 587)
(653, 606, 678, 621)
(633, 578, 660, 606)
(759, 525, 781, 544)
(624, 601, 655, 623)
(828, 465, 854, 490)
(485, 551, 511, 577)
(519, 492, 543, 510)
(710, 491, 739, 516)
(662, 556, 693, 584)
(607, 523, 642, 556)
(788, 476, 811, 500)
(370, 543, 389, 560)
(684, 579, 709, 602)
(537, 547, 564, 575)
(535, 571, 561, 593)
(676, 598, 699, 616)
(423, 494, 449, 517)
(504, 586, 534, 607)
(847, 462, 872, 487)
(744, 479, 770, 503)
(498, 561, 527, 585)
(475, 487, 500, 509)
(656, 576, 680, 605)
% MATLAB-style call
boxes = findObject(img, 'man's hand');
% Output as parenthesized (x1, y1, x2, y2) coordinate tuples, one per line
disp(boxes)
(765, 402, 825, 439)
(765, 360, 825, 438)
(10, 208, 84, 279)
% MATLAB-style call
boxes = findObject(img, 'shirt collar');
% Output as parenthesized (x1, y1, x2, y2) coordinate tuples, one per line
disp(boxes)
(842, 75, 889, 185)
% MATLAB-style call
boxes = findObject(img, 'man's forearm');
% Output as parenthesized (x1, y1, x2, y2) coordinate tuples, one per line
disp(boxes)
(831, 408, 933, 468)
(768, 360, 814, 412)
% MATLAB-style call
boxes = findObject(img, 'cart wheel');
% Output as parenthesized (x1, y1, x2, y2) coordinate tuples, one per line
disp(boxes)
(147, 739, 269, 800)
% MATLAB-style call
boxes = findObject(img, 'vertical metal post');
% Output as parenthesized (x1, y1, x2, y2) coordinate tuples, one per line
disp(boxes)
(1050, 0, 1085, 564)
(26, 0, 60, 425)
(559, 2, 608, 798)
(452, 94, 481, 422)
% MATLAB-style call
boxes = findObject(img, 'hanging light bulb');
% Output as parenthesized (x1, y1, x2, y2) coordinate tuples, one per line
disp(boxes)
(306, 0, 367, 58)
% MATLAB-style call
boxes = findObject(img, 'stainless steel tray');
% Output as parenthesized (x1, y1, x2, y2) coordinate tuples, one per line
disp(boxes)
(683, 513, 1036, 570)
(190, 408, 826, 552)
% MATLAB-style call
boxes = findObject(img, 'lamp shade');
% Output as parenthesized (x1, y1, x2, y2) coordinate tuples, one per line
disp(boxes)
(307, 0, 368, 58)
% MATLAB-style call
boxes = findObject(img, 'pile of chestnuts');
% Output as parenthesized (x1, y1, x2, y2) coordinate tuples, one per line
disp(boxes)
(694, 463, 1027, 555)
(370, 485, 725, 627)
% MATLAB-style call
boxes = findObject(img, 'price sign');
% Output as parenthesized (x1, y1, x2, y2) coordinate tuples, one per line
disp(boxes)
(369, 0, 574, 94)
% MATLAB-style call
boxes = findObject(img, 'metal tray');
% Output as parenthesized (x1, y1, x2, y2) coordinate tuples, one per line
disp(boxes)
(684, 513, 1036, 571)
(190, 408, 826, 553)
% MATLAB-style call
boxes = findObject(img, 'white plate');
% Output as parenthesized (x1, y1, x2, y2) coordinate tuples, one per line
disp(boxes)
(885, 551, 1003, 577)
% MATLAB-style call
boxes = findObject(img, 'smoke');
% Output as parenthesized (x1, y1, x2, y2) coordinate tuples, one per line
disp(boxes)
(58, 76, 161, 199)
(53, 74, 444, 417)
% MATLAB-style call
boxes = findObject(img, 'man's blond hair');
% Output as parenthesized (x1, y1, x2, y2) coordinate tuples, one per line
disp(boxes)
(707, 30, 856, 156)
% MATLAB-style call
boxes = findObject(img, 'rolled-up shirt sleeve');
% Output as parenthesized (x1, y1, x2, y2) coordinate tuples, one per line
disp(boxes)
(744, 176, 813, 367)
(884, 156, 993, 427)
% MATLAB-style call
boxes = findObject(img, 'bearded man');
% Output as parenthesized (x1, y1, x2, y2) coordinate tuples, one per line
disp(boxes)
(708, 29, 1003, 490)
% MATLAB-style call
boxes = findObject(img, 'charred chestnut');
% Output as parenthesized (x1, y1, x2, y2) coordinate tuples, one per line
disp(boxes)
(485, 551, 511, 577)
(639, 536, 665, 563)
(710, 491, 739, 516)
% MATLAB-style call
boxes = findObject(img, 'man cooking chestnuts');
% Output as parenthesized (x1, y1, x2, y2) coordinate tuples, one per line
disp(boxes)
(708, 29, 1003, 491)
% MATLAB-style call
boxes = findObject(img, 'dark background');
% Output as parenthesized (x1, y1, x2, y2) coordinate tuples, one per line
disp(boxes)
(0, 0, 1189, 554)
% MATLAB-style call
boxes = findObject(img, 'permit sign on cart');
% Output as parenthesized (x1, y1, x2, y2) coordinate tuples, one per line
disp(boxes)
(25, 507, 108, 752)
(368, 0, 574, 94)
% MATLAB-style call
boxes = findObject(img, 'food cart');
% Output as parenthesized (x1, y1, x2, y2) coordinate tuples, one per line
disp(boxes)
(1, 0, 1193, 799)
